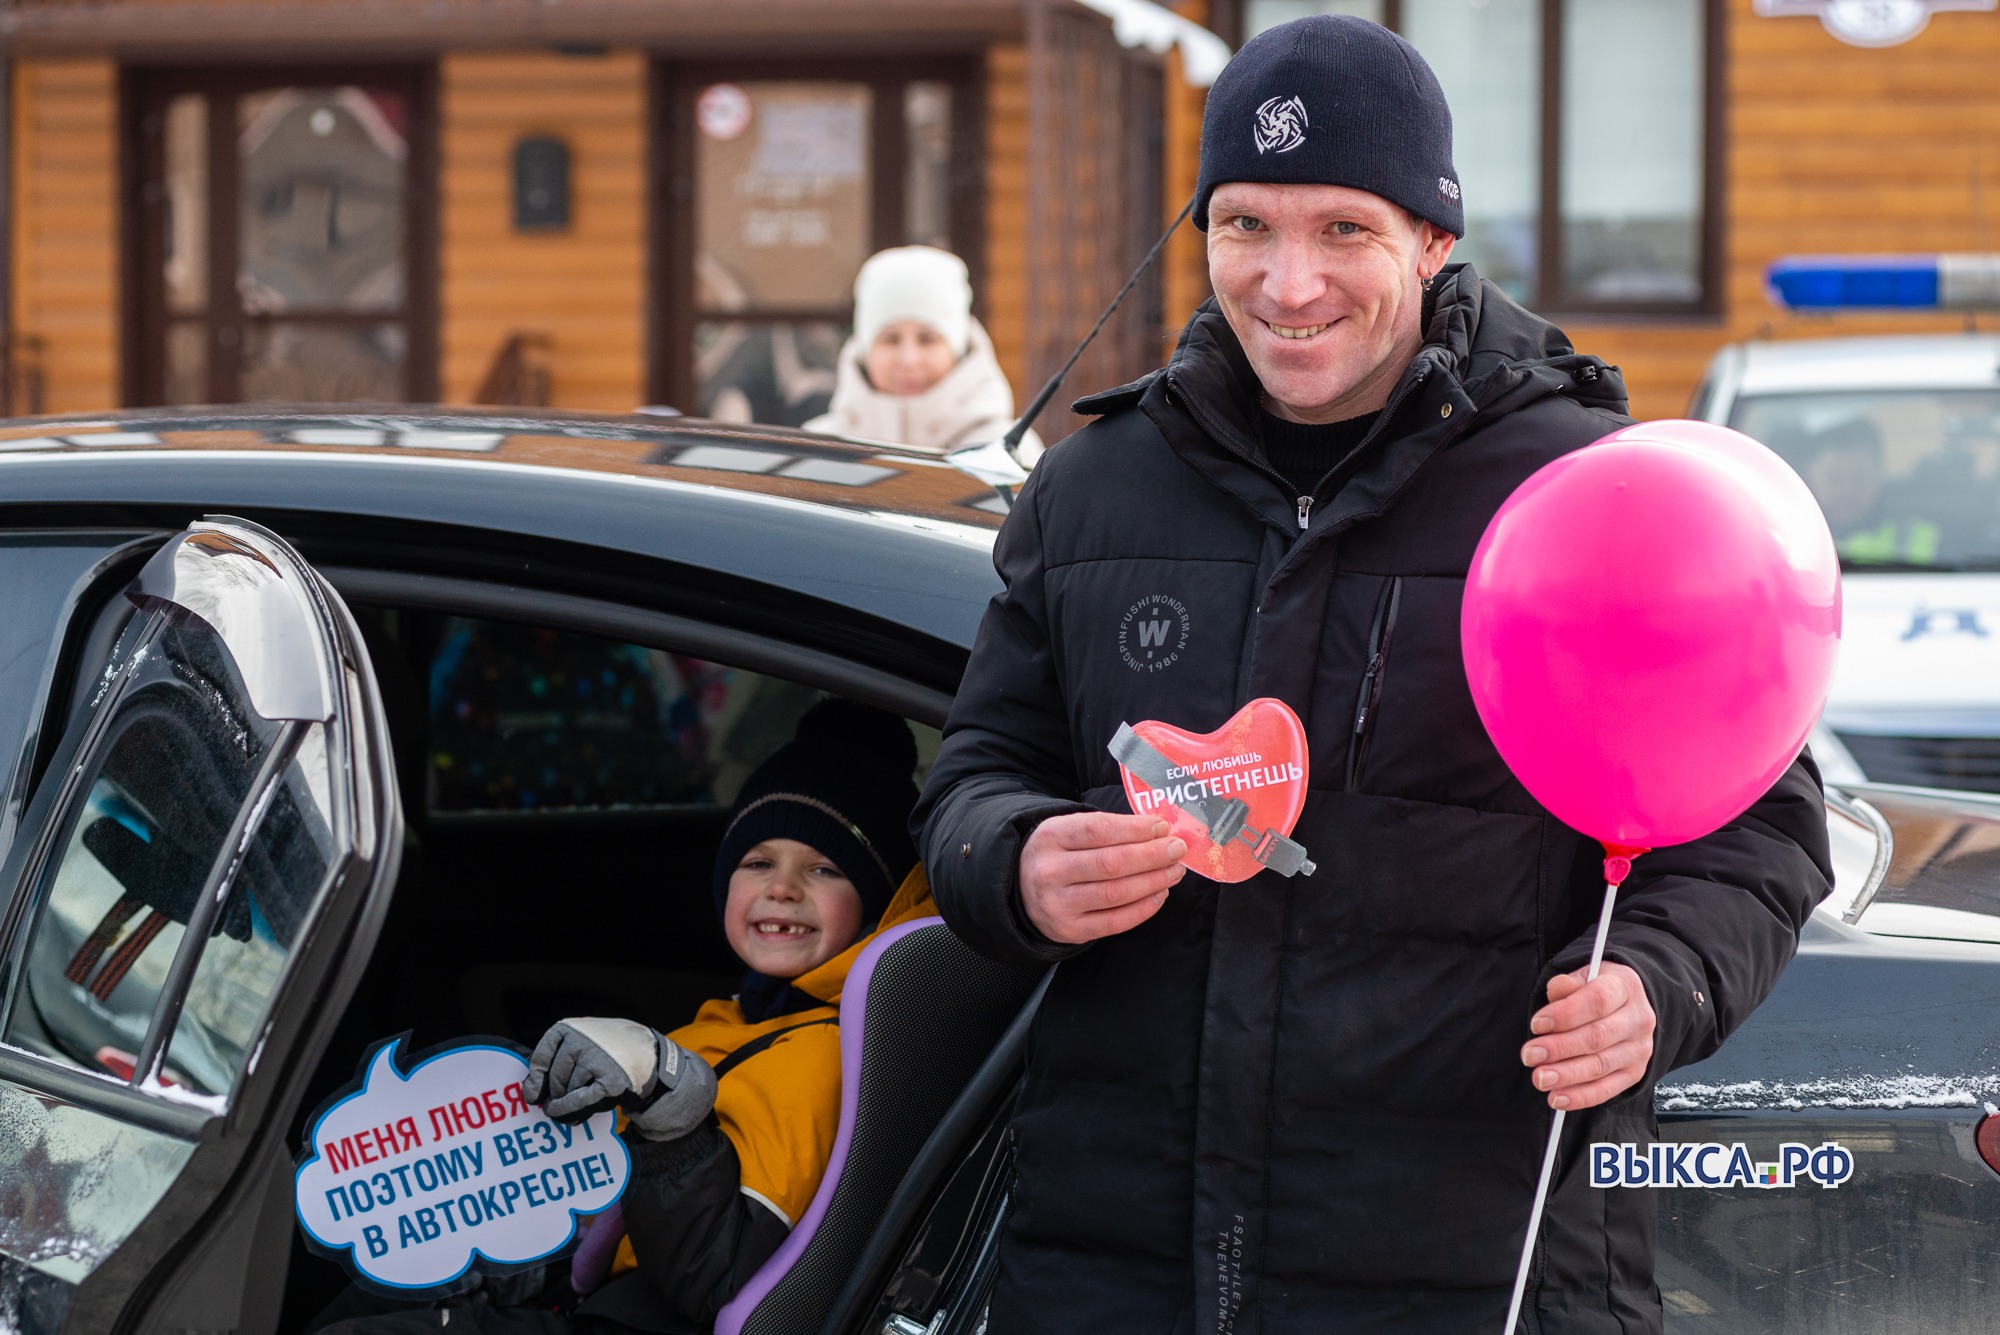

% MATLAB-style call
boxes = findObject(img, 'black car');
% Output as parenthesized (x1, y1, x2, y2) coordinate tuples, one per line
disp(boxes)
(0, 408, 1997, 1335)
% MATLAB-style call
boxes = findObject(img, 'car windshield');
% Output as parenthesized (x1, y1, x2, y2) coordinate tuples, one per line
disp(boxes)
(1731, 389, 2000, 570)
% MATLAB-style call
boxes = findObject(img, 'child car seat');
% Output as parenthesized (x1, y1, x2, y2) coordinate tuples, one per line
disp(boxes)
(712, 916, 1043, 1335)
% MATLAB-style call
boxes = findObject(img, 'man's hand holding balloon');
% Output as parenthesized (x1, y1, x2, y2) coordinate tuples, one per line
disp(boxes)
(1520, 963, 1657, 1111)
(1463, 418, 1841, 1335)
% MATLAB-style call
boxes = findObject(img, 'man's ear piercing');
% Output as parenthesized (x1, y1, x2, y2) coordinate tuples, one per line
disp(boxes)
(1421, 272, 1436, 291)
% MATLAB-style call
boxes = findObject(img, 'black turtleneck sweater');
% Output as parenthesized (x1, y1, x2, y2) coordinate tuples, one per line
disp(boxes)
(1258, 408, 1381, 502)
(1256, 288, 1439, 503)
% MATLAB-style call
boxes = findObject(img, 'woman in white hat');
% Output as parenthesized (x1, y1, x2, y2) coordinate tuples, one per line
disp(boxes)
(804, 246, 1044, 465)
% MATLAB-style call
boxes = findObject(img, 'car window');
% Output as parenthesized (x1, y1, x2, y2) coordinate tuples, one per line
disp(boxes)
(163, 723, 338, 1091)
(1732, 389, 2000, 568)
(427, 615, 940, 811)
(0, 535, 159, 860)
(2, 602, 336, 1098)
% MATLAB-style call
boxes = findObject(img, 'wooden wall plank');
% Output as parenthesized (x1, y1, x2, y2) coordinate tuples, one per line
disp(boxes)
(1160, 0, 1210, 356)
(11, 59, 119, 414)
(983, 42, 1029, 401)
(440, 50, 647, 411)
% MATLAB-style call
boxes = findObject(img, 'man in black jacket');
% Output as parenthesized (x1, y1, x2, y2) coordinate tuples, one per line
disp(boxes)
(914, 15, 1831, 1335)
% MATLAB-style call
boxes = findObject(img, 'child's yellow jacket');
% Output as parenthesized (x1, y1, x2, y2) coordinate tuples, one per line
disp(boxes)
(604, 868, 938, 1301)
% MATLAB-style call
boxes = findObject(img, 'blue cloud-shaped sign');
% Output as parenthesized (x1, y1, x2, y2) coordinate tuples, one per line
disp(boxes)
(296, 1038, 630, 1292)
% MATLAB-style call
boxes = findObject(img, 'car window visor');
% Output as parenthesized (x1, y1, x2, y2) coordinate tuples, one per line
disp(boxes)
(125, 519, 335, 723)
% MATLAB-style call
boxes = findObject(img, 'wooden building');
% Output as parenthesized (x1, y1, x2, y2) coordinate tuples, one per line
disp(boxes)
(5, 0, 1997, 430)
(0, 0, 1213, 439)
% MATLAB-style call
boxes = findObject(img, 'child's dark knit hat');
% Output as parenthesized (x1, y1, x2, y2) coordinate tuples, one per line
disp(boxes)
(1195, 14, 1464, 237)
(712, 699, 920, 925)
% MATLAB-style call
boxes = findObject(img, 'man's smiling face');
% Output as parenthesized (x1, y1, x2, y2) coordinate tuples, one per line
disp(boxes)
(1205, 182, 1453, 424)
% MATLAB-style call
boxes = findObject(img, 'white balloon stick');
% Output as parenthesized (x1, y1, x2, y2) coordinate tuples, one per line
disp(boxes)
(1502, 876, 1621, 1335)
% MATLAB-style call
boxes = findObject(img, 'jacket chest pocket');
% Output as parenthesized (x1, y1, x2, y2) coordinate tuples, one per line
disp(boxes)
(1345, 575, 1402, 790)
(1044, 557, 1260, 786)
(1312, 573, 1519, 805)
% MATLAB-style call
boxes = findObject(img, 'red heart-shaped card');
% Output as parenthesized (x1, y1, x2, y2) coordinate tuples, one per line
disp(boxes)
(1113, 697, 1312, 884)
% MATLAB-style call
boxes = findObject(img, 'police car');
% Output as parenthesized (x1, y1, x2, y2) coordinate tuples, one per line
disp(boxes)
(1692, 254, 2000, 792)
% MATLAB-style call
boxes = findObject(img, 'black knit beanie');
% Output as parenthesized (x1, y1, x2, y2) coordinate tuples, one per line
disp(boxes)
(1195, 14, 1464, 237)
(711, 699, 920, 929)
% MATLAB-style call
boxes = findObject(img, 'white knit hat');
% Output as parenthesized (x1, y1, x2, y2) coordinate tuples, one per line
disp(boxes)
(852, 246, 973, 357)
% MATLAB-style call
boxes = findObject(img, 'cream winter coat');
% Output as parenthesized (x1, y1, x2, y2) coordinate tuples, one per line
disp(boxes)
(804, 317, 1045, 465)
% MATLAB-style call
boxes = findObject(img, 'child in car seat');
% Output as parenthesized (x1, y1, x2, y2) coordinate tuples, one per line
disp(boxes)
(310, 699, 930, 1335)
(543, 697, 933, 1330)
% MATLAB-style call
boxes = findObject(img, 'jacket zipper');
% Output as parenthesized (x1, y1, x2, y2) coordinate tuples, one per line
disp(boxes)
(1165, 357, 1435, 539)
(1295, 362, 1434, 537)
(1168, 381, 1305, 511)
(1345, 576, 1403, 791)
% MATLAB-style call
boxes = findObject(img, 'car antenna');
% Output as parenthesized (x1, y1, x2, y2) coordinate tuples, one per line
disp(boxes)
(995, 192, 1198, 460)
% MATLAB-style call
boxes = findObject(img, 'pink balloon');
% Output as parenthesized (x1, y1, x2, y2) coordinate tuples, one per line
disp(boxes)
(1461, 420, 1841, 852)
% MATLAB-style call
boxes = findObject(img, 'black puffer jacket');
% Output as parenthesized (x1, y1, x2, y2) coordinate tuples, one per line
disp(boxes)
(915, 268, 1832, 1335)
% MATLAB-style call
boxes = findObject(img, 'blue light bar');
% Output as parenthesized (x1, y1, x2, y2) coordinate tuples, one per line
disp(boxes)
(1768, 254, 2000, 311)
(1768, 255, 1938, 308)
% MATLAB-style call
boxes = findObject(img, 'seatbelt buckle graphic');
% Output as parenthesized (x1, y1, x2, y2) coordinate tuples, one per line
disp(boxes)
(1205, 794, 1250, 844)
(1207, 795, 1315, 876)
(1240, 822, 1316, 878)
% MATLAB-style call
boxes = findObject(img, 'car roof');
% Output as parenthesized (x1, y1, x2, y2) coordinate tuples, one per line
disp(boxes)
(0, 407, 1010, 649)
(0, 407, 1012, 524)
(1734, 334, 2000, 396)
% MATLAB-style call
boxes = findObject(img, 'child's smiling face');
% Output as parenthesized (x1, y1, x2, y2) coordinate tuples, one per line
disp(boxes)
(724, 838, 865, 979)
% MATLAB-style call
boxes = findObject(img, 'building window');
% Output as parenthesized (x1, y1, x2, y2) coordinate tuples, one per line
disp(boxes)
(652, 61, 984, 425)
(1237, 0, 1716, 314)
(126, 67, 439, 406)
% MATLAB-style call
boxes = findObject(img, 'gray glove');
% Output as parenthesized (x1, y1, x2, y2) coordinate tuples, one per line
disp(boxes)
(522, 1017, 718, 1142)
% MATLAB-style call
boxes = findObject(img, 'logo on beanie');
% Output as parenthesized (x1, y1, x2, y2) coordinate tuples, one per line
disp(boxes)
(1253, 96, 1308, 155)
(1438, 176, 1461, 204)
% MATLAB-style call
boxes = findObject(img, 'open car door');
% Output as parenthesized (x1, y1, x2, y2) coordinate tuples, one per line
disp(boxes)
(0, 516, 402, 1335)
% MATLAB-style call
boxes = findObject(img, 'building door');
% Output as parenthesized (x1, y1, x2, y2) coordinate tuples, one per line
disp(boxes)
(126, 66, 438, 406)
(652, 61, 982, 425)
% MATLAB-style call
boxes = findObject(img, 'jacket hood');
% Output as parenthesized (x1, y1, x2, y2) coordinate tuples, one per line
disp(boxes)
(1419, 264, 1627, 415)
(805, 316, 1039, 457)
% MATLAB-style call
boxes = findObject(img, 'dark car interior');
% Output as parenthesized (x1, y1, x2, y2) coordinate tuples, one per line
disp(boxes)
(262, 602, 935, 1327)
(0, 538, 1028, 1335)
(328, 607, 839, 1056)
(279, 597, 1030, 1334)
